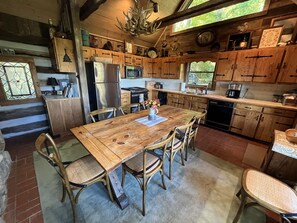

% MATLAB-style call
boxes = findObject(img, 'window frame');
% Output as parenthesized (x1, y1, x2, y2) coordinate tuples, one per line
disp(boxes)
(185, 54, 218, 90)
(171, 0, 270, 35)
(0, 56, 41, 105)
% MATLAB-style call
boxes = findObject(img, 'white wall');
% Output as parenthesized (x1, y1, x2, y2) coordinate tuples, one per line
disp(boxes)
(121, 78, 297, 102)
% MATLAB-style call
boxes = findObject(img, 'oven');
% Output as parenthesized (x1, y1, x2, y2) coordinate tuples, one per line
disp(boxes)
(121, 87, 148, 105)
(205, 99, 234, 131)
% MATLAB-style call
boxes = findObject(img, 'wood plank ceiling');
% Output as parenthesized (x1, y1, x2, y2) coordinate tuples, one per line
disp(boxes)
(78, 0, 182, 46)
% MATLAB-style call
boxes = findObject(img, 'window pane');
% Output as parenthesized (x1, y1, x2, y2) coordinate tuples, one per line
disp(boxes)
(0, 62, 36, 100)
(188, 72, 214, 86)
(173, 0, 266, 33)
(189, 61, 216, 72)
(189, 0, 209, 8)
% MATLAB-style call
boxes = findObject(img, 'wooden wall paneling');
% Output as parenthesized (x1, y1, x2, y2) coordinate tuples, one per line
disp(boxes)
(0, 105, 45, 121)
(0, 0, 60, 25)
(0, 12, 49, 46)
(1, 120, 48, 135)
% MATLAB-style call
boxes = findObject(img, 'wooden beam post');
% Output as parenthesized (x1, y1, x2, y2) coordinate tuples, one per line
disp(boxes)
(66, 0, 90, 123)
(80, 0, 107, 21)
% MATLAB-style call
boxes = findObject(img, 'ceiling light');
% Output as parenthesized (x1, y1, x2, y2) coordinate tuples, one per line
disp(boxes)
(116, 0, 161, 37)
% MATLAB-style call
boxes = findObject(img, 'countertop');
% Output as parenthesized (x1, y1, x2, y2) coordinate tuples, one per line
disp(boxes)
(42, 95, 80, 101)
(152, 88, 297, 111)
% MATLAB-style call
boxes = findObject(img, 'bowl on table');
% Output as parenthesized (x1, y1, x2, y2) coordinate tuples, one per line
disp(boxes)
(285, 129, 297, 143)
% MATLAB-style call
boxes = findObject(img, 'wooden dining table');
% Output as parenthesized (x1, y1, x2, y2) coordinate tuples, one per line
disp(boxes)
(70, 105, 203, 208)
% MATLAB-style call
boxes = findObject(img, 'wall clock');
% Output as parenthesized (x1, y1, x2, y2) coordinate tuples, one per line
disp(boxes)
(195, 30, 216, 47)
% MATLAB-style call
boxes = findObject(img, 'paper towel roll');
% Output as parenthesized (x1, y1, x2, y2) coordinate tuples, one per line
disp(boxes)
(180, 83, 186, 92)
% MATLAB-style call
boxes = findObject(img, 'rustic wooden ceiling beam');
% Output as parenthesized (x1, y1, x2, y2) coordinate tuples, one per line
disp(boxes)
(80, 0, 107, 21)
(157, 0, 249, 28)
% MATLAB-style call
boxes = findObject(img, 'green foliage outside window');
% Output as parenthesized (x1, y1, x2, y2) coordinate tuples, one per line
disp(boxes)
(173, 0, 266, 33)
(187, 61, 216, 87)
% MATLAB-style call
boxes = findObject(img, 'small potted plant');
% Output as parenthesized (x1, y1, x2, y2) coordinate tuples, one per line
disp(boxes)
(144, 99, 160, 120)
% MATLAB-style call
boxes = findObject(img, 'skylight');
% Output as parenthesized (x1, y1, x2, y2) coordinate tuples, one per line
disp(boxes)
(173, 0, 266, 33)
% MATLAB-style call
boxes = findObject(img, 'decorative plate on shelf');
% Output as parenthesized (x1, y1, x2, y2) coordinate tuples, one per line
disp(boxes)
(195, 30, 216, 47)
(147, 47, 158, 58)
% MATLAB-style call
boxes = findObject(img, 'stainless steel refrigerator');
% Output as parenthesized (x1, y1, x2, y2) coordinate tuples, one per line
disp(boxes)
(85, 62, 121, 119)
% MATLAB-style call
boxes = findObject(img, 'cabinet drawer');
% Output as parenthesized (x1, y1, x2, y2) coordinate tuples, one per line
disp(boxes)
(236, 103, 263, 112)
(263, 107, 297, 118)
(191, 97, 208, 103)
(167, 93, 179, 98)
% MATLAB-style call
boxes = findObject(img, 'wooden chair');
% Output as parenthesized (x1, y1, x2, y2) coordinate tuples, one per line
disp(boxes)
(35, 133, 113, 223)
(89, 107, 116, 123)
(119, 103, 141, 115)
(121, 130, 175, 216)
(185, 110, 207, 161)
(166, 118, 196, 180)
(233, 168, 297, 223)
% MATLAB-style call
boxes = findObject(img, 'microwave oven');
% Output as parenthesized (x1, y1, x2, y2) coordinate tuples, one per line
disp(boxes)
(125, 66, 142, 79)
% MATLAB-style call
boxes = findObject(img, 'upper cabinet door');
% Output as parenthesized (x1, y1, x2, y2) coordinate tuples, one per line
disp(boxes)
(53, 37, 77, 73)
(277, 45, 297, 83)
(232, 50, 257, 82)
(253, 48, 285, 83)
(215, 51, 237, 81)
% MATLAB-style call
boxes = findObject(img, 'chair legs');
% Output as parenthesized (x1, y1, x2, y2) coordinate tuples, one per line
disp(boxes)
(233, 189, 248, 223)
(168, 148, 185, 180)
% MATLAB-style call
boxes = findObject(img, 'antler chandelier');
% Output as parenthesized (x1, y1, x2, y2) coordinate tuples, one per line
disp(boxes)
(116, 0, 161, 37)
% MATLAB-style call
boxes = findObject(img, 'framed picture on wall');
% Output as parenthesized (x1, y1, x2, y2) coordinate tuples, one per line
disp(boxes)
(124, 41, 133, 54)
(226, 32, 252, 51)
(271, 14, 297, 44)
(258, 26, 283, 48)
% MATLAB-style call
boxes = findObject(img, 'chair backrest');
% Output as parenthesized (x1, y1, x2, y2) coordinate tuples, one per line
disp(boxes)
(119, 103, 141, 115)
(172, 118, 196, 149)
(192, 110, 207, 131)
(89, 107, 116, 122)
(35, 133, 71, 188)
(143, 131, 175, 176)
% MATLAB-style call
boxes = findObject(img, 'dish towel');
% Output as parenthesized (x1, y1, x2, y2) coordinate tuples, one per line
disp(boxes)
(135, 115, 167, 127)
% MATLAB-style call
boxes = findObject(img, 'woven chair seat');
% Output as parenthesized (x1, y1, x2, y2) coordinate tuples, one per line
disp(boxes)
(167, 138, 182, 150)
(66, 155, 105, 185)
(245, 169, 297, 213)
(124, 152, 160, 175)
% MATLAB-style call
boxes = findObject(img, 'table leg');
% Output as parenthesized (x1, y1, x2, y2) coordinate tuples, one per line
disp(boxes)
(109, 169, 129, 210)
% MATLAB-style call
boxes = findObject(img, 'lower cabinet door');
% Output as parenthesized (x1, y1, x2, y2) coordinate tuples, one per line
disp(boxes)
(255, 114, 294, 142)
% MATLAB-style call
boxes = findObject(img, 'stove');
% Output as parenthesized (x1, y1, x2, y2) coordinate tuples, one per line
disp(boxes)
(121, 87, 148, 104)
(122, 87, 148, 94)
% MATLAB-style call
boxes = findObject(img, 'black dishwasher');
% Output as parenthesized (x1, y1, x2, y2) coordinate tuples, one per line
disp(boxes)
(206, 100, 234, 131)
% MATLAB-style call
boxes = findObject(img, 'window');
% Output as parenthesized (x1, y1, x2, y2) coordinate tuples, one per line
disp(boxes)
(187, 61, 216, 88)
(173, 0, 267, 33)
(0, 56, 40, 105)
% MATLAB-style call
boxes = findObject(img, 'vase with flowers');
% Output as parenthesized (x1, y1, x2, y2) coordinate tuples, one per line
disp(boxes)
(144, 99, 160, 120)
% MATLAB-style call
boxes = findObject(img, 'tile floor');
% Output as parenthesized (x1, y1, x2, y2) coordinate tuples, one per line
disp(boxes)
(3, 126, 280, 223)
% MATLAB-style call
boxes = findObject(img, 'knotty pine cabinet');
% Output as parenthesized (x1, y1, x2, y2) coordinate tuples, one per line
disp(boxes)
(143, 58, 162, 78)
(230, 103, 263, 138)
(166, 92, 207, 123)
(254, 107, 297, 142)
(231, 103, 296, 142)
(124, 54, 143, 66)
(215, 51, 237, 81)
(111, 52, 125, 78)
(277, 45, 297, 83)
(218, 47, 285, 83)
(161, 57, 181, 79)
(52, 37, 77, 73)
(43, 97, 83, 136)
